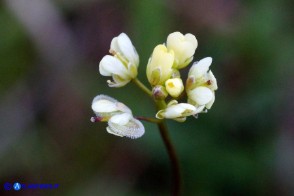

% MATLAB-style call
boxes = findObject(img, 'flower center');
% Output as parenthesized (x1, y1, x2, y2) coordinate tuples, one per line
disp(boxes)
(167, 82, 175, 88)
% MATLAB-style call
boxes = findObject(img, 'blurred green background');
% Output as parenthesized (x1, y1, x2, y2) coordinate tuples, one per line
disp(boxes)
(1, 0, 294, 195)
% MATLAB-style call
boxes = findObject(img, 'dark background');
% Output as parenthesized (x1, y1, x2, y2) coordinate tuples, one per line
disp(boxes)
(1, 0, 294, 195)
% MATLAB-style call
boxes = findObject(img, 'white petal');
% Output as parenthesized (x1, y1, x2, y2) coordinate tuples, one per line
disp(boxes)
(115, 102, 132, 114)
(189, 57, 212, 78)
(164, 106, 185, 118)
(106, 127, 124, 137)
(166, 32, 183, 49)
(161, 103, 196, 118)
(116, 33, 139, 66)
(110, 37, 119, 53)
(205, 92, 215, 109)
(109, 113, 133, 126)
(99, 55, 129, 78)
(178, 103, 196, 111)
(92, 100, 117, 113)
(166, 32, 198, 69)
(189, 87, 213, 105)
(107, 118, 145, 139)
(92, 94, 117, 104)
(91, 94, 118, 113)
(185, 33, 198, 49)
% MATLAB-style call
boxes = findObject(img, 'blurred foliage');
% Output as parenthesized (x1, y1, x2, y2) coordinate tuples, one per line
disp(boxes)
(0, 6, 34, 91)
(1, 0, 294, 195)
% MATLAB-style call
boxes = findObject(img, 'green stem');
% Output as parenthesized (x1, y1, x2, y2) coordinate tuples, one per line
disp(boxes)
(133, 78, 181, 195)
(158, 121, 181, 196)
(156, 100, 181, 196)
(132, 78, 152, 97)
(135, 116, 161, 124)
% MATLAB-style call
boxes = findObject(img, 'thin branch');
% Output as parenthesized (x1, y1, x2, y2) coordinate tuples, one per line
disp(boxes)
(158, 121, 181, 196)
(132, 78, 152, 97)
(135, 116, 161, 124)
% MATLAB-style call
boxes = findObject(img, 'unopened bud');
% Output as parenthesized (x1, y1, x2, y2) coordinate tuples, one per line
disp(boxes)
(152, 85, 168, 100)
(165, 78, 184, 98)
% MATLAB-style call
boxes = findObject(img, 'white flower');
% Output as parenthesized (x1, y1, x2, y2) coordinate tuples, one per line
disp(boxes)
(156, 100, 201, 122)
(110, 33, 139, 67)
(166, 32, 198, 69)
(165, 78, 184, 98)
(91, 95, 145, 139)
(99, 33, 139, 87)
(146, 45, 174, 86)
(186, 57, 217, 110)
(187, 57, 217, 90)
(99, 55, 137, 87)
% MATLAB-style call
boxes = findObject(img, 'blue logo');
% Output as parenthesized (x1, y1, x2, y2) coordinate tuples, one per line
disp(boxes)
(4, 182, 58, 191)
(13, 182, 21, 191)
(4, 182, 11, 190)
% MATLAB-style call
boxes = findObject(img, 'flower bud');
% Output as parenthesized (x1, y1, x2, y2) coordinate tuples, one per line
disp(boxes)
(146, 45, 174, 86)
(152, 85, 168, 100)
(166, 32, 198, 69)
(165, 78, 184, 98)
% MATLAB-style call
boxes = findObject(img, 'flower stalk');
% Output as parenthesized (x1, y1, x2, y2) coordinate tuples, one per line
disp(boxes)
(135, 116, 161, 124)
(132, 78, 152, 97)
(158, 121, 181, 196)
(132, 77, 181, 195)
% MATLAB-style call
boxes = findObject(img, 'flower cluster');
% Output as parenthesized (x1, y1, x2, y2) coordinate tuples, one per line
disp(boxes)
(147, 32, 217, 121)
(91, 32, 217, 138)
